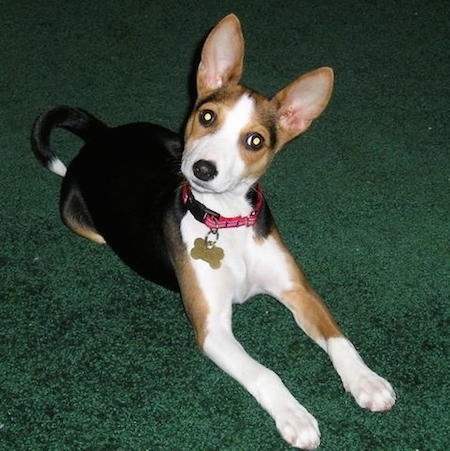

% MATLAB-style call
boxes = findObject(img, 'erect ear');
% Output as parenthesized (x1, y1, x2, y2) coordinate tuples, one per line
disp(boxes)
(272, 67, 334, 146)
(196, 14, 244, 97)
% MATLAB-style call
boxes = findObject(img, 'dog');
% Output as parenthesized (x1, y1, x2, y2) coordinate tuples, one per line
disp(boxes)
(31, 14, 395, 450)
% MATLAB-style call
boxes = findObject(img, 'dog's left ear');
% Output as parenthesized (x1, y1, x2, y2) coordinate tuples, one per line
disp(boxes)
(273, 67, 334, 146)
(197, 14, 244, 97)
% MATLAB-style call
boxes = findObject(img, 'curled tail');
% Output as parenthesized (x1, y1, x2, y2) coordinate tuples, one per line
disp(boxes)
(31, 106, 108, 176)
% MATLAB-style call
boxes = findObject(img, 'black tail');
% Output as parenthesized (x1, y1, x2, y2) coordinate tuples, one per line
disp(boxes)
(31, 106, 108, 176)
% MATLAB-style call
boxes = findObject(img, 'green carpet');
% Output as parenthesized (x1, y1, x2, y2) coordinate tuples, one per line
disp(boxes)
(1, 0, 449, 449)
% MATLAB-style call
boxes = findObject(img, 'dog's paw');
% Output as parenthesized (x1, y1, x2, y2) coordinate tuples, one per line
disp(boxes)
(275, 402, 320, 450)
(327, 338, 396, 412)
(346, 368, 396, 412)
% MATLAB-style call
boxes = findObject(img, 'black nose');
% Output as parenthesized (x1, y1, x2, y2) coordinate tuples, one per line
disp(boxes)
(192, 159, 218, 181)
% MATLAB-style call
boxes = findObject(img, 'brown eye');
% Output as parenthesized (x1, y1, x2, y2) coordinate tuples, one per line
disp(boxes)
(245, 132, 265, 151)
(199, 109, 216, 127)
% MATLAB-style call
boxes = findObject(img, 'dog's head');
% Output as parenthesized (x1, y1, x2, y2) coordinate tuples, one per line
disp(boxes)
(182, 14, 334, 195)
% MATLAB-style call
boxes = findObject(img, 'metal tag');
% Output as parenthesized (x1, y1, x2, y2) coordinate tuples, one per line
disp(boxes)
(190, 232, 224, 269)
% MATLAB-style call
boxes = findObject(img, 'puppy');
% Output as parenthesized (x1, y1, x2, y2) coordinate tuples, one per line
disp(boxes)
(32, 14, 395, 449)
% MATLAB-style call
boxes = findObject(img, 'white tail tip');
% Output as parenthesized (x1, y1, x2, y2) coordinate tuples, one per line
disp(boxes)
(49, 158, 67, 177)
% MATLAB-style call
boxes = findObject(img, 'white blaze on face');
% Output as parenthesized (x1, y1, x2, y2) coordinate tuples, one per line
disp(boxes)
(182, 94, 256, 193)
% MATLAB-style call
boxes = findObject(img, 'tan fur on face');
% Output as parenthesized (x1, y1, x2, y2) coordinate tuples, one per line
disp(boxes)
(184, 86, 279, 185)
(238, 93, 278, 180)
(184, 86, 248, 147)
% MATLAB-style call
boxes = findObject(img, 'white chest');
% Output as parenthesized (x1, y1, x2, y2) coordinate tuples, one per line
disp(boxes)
(180, 213, 273, 303)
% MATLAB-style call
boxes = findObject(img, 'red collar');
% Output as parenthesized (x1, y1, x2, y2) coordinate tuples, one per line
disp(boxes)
(181, 182, 264, 229)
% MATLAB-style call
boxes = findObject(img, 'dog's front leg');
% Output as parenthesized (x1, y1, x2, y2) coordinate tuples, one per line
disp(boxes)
(202, 304, 321, 450)
(261, 232, 396, 413)
(173, 257, 321, 449)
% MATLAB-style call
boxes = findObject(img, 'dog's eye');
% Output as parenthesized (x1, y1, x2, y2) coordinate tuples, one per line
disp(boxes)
(199, 109, 216, 127)
(245, 132, 265, 151)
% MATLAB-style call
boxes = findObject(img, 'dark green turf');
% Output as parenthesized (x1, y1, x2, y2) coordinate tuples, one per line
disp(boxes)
(1, 0, 449, 449)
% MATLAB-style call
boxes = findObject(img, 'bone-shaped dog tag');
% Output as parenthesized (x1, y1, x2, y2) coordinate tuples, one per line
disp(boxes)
(190, 237, 224, 269)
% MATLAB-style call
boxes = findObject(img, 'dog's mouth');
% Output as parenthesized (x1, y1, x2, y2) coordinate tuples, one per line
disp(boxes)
(181, 154, 252, 195)
(185, 173, 257, 199)
(184, 176, 224, 194)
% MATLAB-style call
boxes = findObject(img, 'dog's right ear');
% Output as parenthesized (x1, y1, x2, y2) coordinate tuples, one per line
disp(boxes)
(273, 67, 334, 146)
(196, 14, 244, 97)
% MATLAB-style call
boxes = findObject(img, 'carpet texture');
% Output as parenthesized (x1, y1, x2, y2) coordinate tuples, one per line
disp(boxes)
(1, 0, 449, 449)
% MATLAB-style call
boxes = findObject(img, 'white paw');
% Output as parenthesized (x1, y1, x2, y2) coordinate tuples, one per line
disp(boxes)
(327, 338, 396, 412)
(346, 368, 396, 412)
(275, 402, 320, 450)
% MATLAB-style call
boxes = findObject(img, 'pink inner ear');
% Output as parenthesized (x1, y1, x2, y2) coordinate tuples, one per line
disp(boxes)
(275, 68, 334, 139)
(199, 44, 242, 90)
(203, 53, 237, 89)
(207, 76, 224, 90)
(280, 108, 312, 133)
(199, 62, 224, 90)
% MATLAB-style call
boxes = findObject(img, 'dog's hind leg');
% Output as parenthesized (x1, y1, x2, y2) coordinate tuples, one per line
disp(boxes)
(60, 183, 105, 244)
